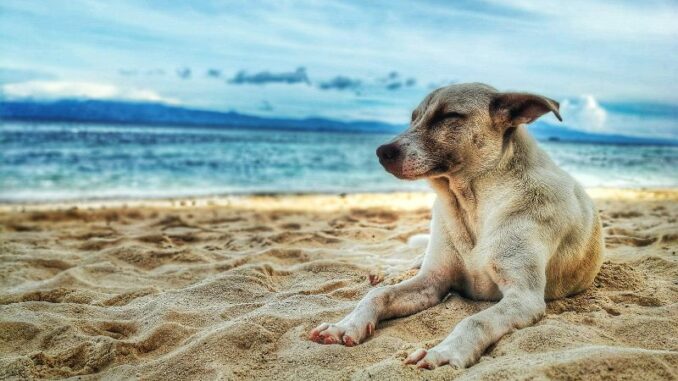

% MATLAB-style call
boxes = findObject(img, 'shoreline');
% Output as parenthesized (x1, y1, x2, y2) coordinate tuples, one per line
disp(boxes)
(2, 187, 677, 213)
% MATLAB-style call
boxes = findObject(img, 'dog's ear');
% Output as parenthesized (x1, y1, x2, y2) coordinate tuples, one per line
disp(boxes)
(490, 92, 562, 129)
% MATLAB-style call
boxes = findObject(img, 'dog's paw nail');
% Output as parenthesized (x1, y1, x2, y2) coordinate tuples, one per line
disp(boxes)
(342, 335, 356, 346)
(366, 322, 374, 336)
(417, 360, 434, 369)
(322, 336, 337, 344)
(309, 323, 330, 342)
(404, 348, 427, 364)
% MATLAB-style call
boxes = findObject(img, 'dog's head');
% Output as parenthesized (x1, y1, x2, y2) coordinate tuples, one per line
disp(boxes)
(376, 83, 561, 180)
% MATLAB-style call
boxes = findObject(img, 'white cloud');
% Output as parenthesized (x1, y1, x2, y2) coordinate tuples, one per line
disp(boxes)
(560, 95, 607, 133)
(1, 80, 180, 104)
(557, 95, 677, 139)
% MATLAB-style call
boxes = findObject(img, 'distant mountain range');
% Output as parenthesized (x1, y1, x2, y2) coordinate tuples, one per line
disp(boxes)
(1, 99, 675, 145)
(0, 99, 403, 134)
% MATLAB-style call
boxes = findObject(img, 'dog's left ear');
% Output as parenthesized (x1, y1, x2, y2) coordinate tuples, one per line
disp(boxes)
(490, 92, 562, 128)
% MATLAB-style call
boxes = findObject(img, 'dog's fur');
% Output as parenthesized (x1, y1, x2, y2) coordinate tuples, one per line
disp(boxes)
(309, 83, 603, 369)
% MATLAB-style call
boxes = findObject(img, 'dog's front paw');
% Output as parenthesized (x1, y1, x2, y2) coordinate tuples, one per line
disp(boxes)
(403, 347, 466, 370)
(308, 319, 375, 347)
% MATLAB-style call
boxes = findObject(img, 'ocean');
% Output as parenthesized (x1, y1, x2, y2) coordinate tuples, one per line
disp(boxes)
(1, 122, 677, 202)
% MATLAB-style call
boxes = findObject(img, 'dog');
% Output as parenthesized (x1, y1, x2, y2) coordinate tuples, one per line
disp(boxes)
(309, 83, 603, 369)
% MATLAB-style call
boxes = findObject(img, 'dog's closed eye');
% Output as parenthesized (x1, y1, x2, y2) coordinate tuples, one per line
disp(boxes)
(430, 112, 465, 128)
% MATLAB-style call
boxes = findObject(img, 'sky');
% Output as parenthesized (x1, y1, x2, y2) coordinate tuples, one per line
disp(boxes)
(0, 0, 677, 139)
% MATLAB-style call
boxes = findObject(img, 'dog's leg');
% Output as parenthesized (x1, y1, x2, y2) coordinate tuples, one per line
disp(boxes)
(310, 203, 457, 346)
(405, 237, 547, 369)
(309, 268, 452, 346)
(404, 288, 545, 368)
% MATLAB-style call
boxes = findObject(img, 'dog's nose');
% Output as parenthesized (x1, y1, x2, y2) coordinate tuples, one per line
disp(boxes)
(376, 143, 401, 163)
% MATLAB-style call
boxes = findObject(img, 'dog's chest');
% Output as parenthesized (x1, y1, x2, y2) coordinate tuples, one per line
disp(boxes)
(437, 200, 502, 300)
(459, 252, 502, 300)
(437, 195, 479, 255)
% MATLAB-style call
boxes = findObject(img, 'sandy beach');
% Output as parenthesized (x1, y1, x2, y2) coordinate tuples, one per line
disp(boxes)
(0, 189, 676, 380)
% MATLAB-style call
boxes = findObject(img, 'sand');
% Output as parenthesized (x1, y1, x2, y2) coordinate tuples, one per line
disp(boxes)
(0, 189, 676, 380)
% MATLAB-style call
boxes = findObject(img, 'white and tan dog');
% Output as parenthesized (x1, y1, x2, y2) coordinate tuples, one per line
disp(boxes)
(309, 83, 603, 369)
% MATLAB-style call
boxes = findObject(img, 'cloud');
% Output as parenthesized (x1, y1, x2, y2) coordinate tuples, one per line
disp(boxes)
(427, 80, 457, 89)
(228, 67, 310, 85)
(384, 76, 417, 91)
(0, 68, 55, 84)
(118, 68, 165, 76)
(206, 69, 221, 78)
(1, 80, 180, 104)
(555, 95, 677, 139)
(377, 71, 398, 83)
(318, 76, 362, 91)
(385, 82, 402, 91)
(176, 67, 191, 79)
(376, 71, 417, 91)
(560, 95, 607, 133)
(118, 69, 138, 76)
(258, 100, 273, 111)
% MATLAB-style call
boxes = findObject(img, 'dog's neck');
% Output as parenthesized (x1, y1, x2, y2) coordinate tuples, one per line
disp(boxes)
(428, 175, 478, 249)
(496, 125, 540, 174)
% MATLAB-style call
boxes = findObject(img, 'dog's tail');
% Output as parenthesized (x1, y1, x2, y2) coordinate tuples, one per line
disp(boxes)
(407, 234, 430, 250)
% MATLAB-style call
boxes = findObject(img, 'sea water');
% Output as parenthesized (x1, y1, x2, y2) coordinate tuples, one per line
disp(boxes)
(1, 122, 676, 202)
